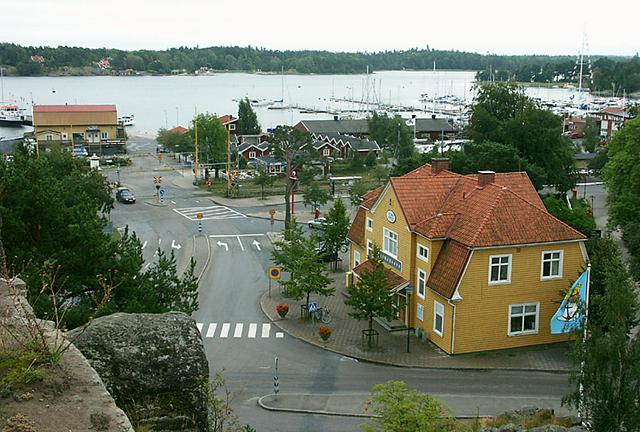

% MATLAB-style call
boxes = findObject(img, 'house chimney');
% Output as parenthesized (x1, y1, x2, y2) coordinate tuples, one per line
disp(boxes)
(333, 115, 339, 121)
(478, 170, 496, 187)
(431, 158, 449, 174)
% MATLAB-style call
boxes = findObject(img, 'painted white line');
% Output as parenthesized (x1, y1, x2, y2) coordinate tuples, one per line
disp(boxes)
(261, 323, 271, 338)
(276, 332, 284, 338)
(233, 323, 244, 338)
(248, 323, 257, 338)
(196, 323, 203, 333)
(143, 262, 151, 271)
(171, 200, 176, 205)
(237, 236, 244, 251)
(208, 233, 265, 238)
(205, 323, 217, 338)
(158, 238, 162, 245)
(252, 239, 261, 251)
(171, 239, 182, 250)
(142, 241, 148, 250)
(216, 241, 228, 252)
(220, 323, 230, 338)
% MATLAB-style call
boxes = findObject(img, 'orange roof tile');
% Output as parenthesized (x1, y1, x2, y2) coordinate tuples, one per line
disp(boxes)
(169, 126, 188, 134)
(353, 260, 409, 290)
(426, 240, 471, 299)
(219, 114, 237, 125)
(360, 186, 384, 209)
(347, 207, 366, 246)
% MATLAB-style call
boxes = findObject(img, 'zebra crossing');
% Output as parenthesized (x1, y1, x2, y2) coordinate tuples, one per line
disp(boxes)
(196, 322, 284, 340)
(173, 205, 246, 221)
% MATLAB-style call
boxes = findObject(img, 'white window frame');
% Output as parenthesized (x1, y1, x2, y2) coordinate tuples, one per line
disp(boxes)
(366, 217, 373, 232)
(508, 302, 539, 336)
(229, 123, 236, 131)
(366, 240, 373, 258)
(488, 254, 512, 285)
(62, 132, 68, 140)
(323, 147, 330, 156)
(45, 134, 53, 141)
(416, 303, 424, 321)
(416, 268, 426, 299)
(540, 250, 563, 280)
(417, 244, 429, 262)
(383, 227, 398, 258)
(433, 301, 444, 336)
(248, 151, 257, 159)
(354, 250, 361, 268)
(101, 131, 108, 140)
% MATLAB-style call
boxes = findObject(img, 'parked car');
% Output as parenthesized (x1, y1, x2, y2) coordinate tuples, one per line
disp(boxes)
(116, 187, 136, 203)
(315, 245, 338, 262)
(308, 217, 327, 229)
(72, 146, 88, 157)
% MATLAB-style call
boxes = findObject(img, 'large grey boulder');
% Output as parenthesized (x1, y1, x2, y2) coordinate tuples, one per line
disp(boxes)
(70, 312, 208, 431)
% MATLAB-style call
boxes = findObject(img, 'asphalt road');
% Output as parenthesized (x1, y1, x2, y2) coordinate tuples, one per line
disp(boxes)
(107, 136, 592, 431)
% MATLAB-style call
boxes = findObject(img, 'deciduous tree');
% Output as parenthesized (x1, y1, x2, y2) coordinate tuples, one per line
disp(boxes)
(320, 199, 350, 266)
(189, 113, 228, 178)
(302, 182, 329, 210)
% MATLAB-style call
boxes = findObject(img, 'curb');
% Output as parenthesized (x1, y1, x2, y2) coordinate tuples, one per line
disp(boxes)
(195, 234, 212, 284)
(144, 201, 168, 207)
(259, 291, 571, 373)
(257, 394, 377, 418)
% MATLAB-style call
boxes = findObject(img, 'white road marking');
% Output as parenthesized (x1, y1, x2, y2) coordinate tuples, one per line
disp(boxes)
(143, 262, 151, 271)
(196, 323, 203, 332)
(233, 323, 244, 338)
(158, 238, 161, 245)
(216, 241, 228, 252)
(171, 239, 182, 250)
(142, 241, 148, 250)
(205, 323, 217, 338)
(248, 323, 257, 338)
(208, 233, 265, 238)
(252, 239, 261, 251)
(220, 323, 230, 338)
(237, 236, 244, 251)
(261, 323, 271, 338)
(173, 205, 246, 221)
(171, 200, 176, 205)
(276, 332, 284, 338)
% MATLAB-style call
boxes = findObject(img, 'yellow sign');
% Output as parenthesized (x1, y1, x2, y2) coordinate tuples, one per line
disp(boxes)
(269, 267, 282, 279)
(196, 213, 204, 220)
(269, 208, 276, 216)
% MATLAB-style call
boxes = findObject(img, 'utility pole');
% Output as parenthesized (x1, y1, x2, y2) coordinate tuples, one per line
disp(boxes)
(227, 127, 231, 197)
(194, 118, 199, 181)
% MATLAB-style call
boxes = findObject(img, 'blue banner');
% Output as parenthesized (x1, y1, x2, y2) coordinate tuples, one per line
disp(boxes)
(550, 269, 589, 334)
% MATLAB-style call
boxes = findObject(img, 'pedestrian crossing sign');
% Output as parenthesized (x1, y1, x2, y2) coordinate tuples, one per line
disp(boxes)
(269, 267, 282, 279)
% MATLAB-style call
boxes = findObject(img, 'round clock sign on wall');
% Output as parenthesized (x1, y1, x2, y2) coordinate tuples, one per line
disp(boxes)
(386, 210, 396, 223)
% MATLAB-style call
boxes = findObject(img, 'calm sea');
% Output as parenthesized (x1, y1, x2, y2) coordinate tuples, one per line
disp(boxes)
(0, 71, 579, 139)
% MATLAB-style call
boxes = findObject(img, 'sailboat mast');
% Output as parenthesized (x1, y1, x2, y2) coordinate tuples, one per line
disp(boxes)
(578, 35, 585, 94)
(1, 67, 4, 103)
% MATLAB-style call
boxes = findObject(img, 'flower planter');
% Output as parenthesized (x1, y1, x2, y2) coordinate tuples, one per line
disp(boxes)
(276, 304, 289, 319)
(319, 326, 331, 341)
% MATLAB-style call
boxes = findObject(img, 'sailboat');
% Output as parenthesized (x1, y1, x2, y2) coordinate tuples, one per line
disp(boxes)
(0, 68, 26, 127)
(269, 67, 290, 110)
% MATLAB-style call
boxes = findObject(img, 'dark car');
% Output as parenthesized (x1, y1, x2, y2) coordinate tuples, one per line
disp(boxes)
(116, 187, 136, 203)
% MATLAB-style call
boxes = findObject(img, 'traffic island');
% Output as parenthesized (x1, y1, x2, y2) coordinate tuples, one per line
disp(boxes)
(258, 393, 375, 418)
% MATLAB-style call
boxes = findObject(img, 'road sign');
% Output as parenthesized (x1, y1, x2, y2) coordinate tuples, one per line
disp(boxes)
(196, 212, 204, 220)
(273, 357, 279, 397)
(308, 302, 318, 313)
(197, 221, 202, 233)
(269, 208, 276, 216)
(269, 267, 282, 279)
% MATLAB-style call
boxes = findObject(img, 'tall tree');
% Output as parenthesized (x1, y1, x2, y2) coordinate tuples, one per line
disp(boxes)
(345, 246, 397, 347)
(189, 113, 228, 178)
(582, 117, 600, 153)
(320, 198, 350, 266)
(157, 127, 193, 153)
(237, 98, 261, 135)
(268, 126, 312, 228)
(302, 182, 329, 210)
(563, 242, 640, 431)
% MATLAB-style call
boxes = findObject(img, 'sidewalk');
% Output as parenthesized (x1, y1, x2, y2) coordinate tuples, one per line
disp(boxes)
(260, 260, 572, 372)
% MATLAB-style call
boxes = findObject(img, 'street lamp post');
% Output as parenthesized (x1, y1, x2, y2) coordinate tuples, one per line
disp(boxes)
(406, 285, 413, 353)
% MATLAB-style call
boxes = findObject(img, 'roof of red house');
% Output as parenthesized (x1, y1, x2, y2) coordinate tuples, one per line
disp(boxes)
(599, 107, 626, 114)
(426, 240, 471, 298)
(219, 115, 237, 125)
(169, 126, 188, 134)
(352, 260, 409, 291)
(33, 105, 116, 113)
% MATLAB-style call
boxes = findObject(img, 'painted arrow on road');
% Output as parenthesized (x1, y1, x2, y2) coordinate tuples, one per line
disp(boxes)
(217, 241, 229, 252)
(252, 240, 261, 251)
(171, 239, 182, 250)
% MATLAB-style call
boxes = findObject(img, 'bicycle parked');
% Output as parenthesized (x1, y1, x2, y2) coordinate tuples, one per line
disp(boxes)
(313, 306, 332, 324)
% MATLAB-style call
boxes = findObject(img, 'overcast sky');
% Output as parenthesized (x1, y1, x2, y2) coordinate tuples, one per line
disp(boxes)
(3, 0, 638, 56)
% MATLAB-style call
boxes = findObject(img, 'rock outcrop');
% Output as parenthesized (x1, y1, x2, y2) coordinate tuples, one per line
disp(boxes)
(70, 312, 209, 431)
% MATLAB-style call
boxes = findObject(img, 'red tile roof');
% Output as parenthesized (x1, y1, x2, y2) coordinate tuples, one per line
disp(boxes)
(426, 240, 471, 299)
(219, 114, 237, 125)
(352, 260, 409, 291)
(347, 208, 366, 246)
(33, 104, 116, 112)
(169, 126, 188, 134)
(360, 186, 384, 209)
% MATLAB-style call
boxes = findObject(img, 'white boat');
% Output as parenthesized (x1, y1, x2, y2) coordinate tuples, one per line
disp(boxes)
(118, 114, 135, 126)
(249, 99, 273, 107)
(0, 105, 24, 127)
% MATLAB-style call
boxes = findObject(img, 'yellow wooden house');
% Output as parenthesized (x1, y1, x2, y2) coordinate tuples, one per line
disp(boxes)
(347, 159, 587, 354)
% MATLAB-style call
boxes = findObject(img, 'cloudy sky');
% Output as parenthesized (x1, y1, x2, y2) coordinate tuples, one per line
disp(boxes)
(3, 0, 638, 56)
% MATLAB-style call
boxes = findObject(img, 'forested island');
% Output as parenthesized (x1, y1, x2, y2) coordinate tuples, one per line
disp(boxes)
(1, 43, 638, 93)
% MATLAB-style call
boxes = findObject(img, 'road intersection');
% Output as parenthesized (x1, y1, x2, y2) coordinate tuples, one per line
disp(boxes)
(107, 140, 594, 431)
